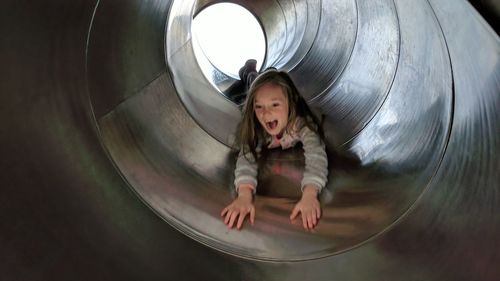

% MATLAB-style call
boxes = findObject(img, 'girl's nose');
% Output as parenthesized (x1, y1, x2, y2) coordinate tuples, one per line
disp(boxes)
(262, 107, 272, 116)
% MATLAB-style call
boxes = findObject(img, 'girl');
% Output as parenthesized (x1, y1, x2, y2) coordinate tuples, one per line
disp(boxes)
(221, 69, 328, 231)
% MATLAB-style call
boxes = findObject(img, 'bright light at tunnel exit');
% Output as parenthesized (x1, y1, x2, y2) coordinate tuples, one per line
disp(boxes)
(192, 3, 265, 79)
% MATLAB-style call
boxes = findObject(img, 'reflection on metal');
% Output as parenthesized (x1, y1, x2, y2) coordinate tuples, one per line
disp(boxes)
(2, 0, 499, 280)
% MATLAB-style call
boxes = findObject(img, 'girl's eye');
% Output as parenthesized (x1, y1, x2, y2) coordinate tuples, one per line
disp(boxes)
(255, 105, 262, 110)
(272, 103, 281, 107)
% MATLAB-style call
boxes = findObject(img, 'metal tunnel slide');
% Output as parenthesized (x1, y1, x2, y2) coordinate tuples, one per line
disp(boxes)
(1, 0, 499, 280)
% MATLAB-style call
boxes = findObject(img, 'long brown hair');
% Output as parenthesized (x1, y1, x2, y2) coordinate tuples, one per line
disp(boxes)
(236, 69, 324, 160)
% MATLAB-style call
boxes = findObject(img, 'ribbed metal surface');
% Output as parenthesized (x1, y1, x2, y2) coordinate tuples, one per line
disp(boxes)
(1, 0, 499, 280)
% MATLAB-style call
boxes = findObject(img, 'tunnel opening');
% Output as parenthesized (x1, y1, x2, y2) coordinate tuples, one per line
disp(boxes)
(192, 3, 265, 81)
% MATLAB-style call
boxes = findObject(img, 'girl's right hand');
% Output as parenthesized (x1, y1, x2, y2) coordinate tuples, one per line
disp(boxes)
(221, 185, 255, 230)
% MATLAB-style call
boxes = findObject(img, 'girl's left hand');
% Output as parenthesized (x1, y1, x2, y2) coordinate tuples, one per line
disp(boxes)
(290, 185, 321, 230)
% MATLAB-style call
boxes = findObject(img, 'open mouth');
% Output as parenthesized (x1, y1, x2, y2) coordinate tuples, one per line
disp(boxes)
(266, 120, 278, 130)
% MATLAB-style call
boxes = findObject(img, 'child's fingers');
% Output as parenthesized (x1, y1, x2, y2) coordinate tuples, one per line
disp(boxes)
(228, 211, 239, 228)
(250, 207, 255, 224)
(224, 210, 232, 224)
(311, 210, 317, 226)
(316, 206, 321, 219)
(302, 212, 308, 230)
(236, 211, 247, 229)
(221, 207, 228, 217)
(290, 206, 299, 220)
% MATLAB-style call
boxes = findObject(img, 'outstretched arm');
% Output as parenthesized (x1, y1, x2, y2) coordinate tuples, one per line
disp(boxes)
(300, 126, 328, 192)
(222, 149, 259, 230)
(290, 126, 328, 230)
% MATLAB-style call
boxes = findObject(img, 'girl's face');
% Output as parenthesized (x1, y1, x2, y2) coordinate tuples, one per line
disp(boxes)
(254, 83, 289, 136)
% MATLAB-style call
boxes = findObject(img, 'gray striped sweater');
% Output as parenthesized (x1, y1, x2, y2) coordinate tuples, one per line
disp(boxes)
(234, 118, 328, 194)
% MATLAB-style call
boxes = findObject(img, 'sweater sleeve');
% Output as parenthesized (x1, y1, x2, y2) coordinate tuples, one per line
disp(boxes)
(299, 126, 328, 192)
(234, 148, 258, 194)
